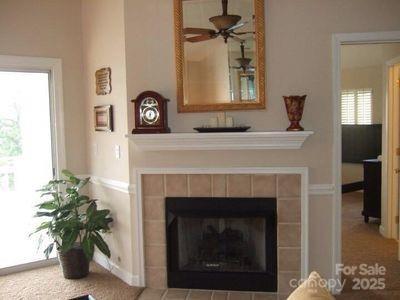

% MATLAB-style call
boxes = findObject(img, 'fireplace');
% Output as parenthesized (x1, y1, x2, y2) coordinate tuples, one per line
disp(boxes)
(166, 197, 277, 292)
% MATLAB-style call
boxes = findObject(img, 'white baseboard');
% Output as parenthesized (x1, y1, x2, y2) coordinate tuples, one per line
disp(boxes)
(379, 225, 387, 237)
(0, 257, 58, 276)
(93, 252, 139, 286)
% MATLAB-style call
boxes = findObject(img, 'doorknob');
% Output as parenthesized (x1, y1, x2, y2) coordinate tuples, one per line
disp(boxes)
(395, 168, 400, 174)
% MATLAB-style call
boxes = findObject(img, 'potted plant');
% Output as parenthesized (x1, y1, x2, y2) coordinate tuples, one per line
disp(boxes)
(31, 170, 113, 279)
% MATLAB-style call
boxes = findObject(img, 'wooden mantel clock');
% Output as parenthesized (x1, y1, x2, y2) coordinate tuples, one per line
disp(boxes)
(132, 91, 171, 134)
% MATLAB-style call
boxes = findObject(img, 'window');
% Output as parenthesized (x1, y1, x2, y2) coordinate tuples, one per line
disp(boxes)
(341, 89, 372, 125)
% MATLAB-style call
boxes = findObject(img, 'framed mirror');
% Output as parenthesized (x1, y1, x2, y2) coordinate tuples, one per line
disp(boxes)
(174, 0, 265, 112)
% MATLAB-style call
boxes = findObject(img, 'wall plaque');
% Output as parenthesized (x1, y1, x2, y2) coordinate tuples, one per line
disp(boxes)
(95, 67, 112, 95)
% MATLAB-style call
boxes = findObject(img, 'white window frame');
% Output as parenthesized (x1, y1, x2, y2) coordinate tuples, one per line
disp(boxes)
(0, 55, 66, 275)
(0, 55, 66, 176)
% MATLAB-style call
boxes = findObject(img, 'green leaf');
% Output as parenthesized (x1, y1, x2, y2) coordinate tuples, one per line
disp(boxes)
(34, 211, 55, 218)
(75, 177, 90, 190)
(37, 201, 58, 210)
(60, 229, 79, 252)
(61, 169, 74, 178)
(30, 221, 51, 236)
(66, 187, 78, 195)
(39, 191, 56, 198)
(62, 169, 80, 185)
(92, 232, 111, 258)
(86, 201, 97, 217)
(77, 195, 90, 202)
(95, 209, 110, 218)
(43, 243, 54, 259)
(82, 235, 94, 260)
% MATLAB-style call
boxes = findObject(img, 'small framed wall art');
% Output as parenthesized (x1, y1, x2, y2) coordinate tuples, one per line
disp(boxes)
(95, 67, 112, 95)
(94, 105, 113, 132)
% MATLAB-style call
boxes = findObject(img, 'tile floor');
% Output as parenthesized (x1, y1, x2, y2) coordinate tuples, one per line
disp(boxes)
(137, 288, 286, 300)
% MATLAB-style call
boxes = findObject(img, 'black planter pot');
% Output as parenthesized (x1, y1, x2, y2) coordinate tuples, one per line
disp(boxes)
(58, 246, 89, 279)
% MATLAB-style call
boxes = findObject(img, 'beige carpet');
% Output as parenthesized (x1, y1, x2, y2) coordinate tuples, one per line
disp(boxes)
(336, 192, 400, 299)
(0, 263, 142, 300)
(3, 195, 400, 300)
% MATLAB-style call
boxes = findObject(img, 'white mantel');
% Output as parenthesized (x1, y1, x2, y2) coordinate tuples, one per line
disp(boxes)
(127, 131, 314, 151)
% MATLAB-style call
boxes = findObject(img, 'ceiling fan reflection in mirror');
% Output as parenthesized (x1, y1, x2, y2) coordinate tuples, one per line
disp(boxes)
(184, 0, 255, 43)
(230, 42, 255, 73)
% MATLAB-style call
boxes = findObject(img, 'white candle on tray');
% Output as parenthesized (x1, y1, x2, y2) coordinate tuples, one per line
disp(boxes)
(208, 117, 218, 128)
(226, 116, 234, 128)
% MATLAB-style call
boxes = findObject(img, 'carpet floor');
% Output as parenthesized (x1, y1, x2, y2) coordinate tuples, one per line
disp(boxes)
(0, 263, 142, 300)
(2, 192, 400, 299)
(336, 192, 400, 299)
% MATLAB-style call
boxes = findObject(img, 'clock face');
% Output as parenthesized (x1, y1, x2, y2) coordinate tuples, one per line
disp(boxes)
(140, 97, 160, 125)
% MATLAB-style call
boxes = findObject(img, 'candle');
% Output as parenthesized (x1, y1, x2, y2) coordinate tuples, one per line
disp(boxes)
(226, 116, 234, 128)
(208, 117, 218, 128)
(217, 112, 226, 127)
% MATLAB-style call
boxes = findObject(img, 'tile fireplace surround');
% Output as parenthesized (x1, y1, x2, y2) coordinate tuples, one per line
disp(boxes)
(137, 169, 308, 298)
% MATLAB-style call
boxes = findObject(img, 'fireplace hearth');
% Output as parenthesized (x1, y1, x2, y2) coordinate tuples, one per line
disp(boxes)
(166, 197, 277, 292)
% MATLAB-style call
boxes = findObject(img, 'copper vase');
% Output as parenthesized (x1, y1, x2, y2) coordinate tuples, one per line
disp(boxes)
(283, 95, 306, 131)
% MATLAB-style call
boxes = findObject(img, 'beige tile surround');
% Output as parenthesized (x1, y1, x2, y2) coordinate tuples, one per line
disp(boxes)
(142, 174, 302, 297)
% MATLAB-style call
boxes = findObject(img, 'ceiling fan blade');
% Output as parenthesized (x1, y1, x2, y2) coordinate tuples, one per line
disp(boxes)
(183, 28, 216, 35)
(232, 31, 255, 35)
(185, 35, 216, 43)
(227, 21, 248, 32)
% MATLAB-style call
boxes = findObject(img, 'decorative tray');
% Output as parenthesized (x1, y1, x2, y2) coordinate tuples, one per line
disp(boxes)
(193, 126, 251, 133)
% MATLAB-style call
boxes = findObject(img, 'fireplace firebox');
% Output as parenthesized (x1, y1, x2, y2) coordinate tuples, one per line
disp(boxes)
(166, 197, 277, 292)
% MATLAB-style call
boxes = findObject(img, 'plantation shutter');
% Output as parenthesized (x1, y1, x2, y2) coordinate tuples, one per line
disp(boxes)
(341, 90, 356, 125)
(341, 89, 372, 125)
(356, 89, 372, 125)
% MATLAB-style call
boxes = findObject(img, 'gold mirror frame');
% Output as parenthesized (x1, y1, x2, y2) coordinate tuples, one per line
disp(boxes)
(174, 0, 266, 113)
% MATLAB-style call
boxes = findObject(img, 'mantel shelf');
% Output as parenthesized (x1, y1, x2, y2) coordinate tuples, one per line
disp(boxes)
(126, 131, 314, 151)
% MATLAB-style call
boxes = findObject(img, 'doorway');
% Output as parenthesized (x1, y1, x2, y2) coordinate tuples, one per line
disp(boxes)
(0, 56, 65, 274)
(341, 43, 400, 295)
(333, 32, 400, 296)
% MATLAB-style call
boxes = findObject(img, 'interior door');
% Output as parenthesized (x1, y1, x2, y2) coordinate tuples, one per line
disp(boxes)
(0, 70, 55, 270)
(394, 63, 400, 260)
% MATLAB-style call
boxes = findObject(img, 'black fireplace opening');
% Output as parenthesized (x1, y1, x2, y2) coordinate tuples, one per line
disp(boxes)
(166, 197, 277, 292)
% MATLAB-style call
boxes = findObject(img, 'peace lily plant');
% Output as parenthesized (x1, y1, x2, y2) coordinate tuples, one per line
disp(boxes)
(31, 170, 113, 279)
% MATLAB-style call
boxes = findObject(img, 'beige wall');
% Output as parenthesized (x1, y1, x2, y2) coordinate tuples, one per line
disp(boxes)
(4, 0, 400, 285)
(125, 0, 400, 184)
(0, 0, 86, 174)
(82, 0, 129, 183)
(342, 163, 364, 185)
(89, 185, 133, 275)
(81, 0, 133, 274)
(184, 39, 231, 104)
(124, 0, 400, 281)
